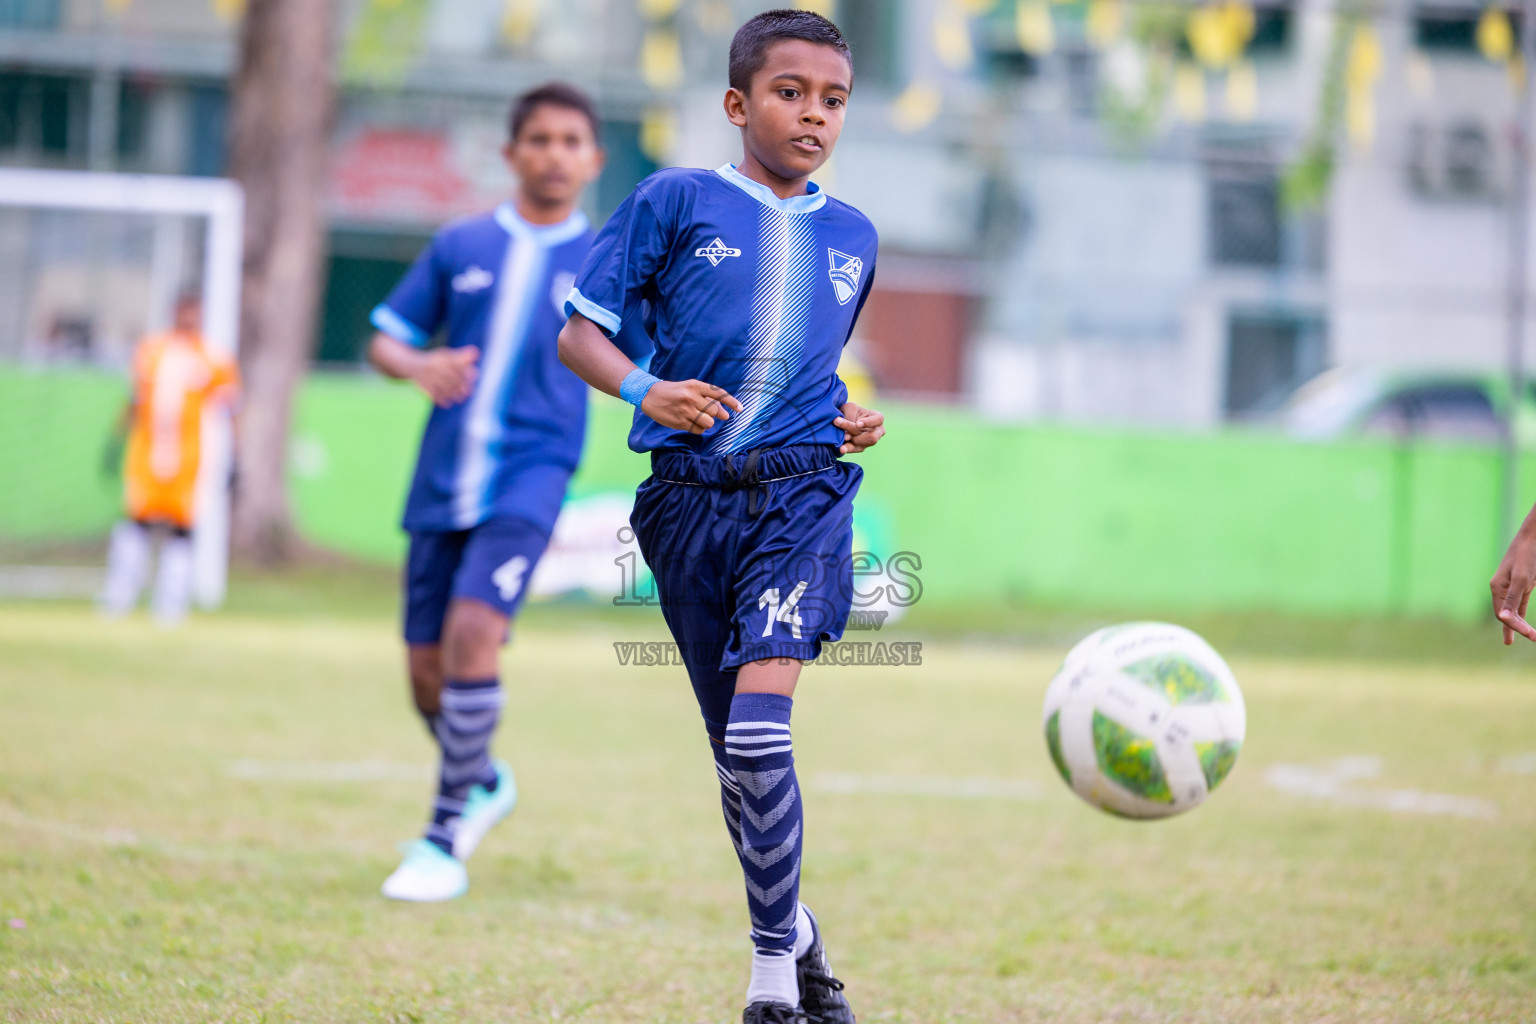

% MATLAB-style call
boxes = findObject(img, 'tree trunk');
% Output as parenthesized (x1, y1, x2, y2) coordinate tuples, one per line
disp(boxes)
(227, 0, 335, 564)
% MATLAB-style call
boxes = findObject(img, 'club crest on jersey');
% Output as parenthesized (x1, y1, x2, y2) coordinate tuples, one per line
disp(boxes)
(827, 249, 863, 305)
(451, 265, 494, 294)
(695, 237, 742, 266)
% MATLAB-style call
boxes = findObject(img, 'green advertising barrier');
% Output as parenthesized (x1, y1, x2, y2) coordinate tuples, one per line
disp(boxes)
(0, 367, 1517, 622)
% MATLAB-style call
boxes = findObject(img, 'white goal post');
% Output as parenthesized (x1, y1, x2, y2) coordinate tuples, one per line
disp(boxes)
(0, 168, 244, 608)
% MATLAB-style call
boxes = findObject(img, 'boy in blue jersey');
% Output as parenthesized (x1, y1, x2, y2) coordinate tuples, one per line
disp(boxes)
(367, 83, 647, 902)
(559, 12, 883, 1023)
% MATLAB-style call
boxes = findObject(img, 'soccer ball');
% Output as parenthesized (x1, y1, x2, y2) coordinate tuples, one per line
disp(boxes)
(1042, 623, 1245, 819)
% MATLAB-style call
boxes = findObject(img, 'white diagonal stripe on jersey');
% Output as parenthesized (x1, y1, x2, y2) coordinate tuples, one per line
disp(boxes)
(453, 227, 545, 528)
(710, 206, 817, 453)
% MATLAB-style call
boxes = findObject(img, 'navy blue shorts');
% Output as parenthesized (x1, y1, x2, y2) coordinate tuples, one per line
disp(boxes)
(630, 444, 861, 735)
(403, 517, 550, 645)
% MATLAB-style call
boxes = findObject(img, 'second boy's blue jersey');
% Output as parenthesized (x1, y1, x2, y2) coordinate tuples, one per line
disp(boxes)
(566, 164, 878, 454)
(373, 203, 648, 534)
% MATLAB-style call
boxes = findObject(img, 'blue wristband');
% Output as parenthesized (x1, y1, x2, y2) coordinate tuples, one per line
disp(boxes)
(620, 368, 661, 407)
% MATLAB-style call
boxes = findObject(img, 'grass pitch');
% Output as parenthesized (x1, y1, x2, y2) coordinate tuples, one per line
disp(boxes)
(2, 593, 1535, 1022)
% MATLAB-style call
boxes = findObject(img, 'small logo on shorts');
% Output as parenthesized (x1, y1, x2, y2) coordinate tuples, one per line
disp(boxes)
(827, 249, 862, 305)
(695, 237, 742, 266)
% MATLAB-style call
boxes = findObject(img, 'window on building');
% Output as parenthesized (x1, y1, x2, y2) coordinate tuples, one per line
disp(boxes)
(595, 119, 658, 221)
(319, 230, 432, 364)
(1224, 312, 1326, 417)
(838, 0, 900, 88)
(116, 80, 155, 166)
(1248, 5, 1293, 54)
(187, 85, 228, 177)
(0, 0, 60, 29)
(1210, 177, 1281, 267)
(0, 71, 88, 164)
(1415, 6, 1522, 52)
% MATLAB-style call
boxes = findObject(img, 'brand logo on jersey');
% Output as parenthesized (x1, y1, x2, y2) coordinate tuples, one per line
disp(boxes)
(452, 265, 494, 294)
(695, 237, 742, 266)
(827, 249, 863, 305)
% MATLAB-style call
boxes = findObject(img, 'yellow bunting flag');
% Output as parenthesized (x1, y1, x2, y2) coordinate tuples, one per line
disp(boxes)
(1015, 0, 1055, 57)
(1173, 61, 1207, 122)
(211, 0, 245, 19)
(639, 0, 681, 19)
(1477, 7, 1515, 63)
(640, 105, 676, 162)
(795, 0, 838, 17)
(934, 4, 976, 70)
(502, 0, 539, 45)
(1345, 23, 1382, 150)
(640, 27, 684, 90)
(1225, 60, 1257, 121)
(1187, 1, 1255, 69)
(1085, 0, 1123, 50)
(889, 81, 942, 132)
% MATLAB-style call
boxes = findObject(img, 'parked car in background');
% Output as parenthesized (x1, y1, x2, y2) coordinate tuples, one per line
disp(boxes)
(1282, 367, 1536, 445)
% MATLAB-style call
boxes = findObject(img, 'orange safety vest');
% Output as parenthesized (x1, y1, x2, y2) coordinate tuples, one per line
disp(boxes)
(123, 330, 240, 530)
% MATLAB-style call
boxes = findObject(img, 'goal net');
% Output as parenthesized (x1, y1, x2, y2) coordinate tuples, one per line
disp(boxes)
(0, 169, 242, 606)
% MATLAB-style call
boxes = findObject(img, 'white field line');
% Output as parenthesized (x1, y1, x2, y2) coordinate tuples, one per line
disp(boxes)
(224, 759, 432, 782)
(815, 772, 1043, 801)
(1263, 757, 1498, 820)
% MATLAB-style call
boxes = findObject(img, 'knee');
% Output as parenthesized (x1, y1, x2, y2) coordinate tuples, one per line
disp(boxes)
(441, 600, 508, 678)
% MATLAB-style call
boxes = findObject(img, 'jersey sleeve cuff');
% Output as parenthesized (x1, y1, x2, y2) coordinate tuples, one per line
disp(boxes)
(370, 304, 429, 348)
(563, 287, 622, 338)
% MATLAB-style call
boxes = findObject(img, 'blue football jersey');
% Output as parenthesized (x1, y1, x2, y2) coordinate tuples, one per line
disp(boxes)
(373, 203, 648, 534)
(566, 164, 878, 454)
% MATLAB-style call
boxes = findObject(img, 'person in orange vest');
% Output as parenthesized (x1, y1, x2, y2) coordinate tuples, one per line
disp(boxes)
(100, 292, 240, 624)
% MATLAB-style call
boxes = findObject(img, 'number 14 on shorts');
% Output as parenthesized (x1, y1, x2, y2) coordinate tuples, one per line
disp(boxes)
(759, 581, 809, 639)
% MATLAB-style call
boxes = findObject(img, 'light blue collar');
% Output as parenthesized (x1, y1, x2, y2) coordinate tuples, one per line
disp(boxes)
(715, 164, 827, 215)
(494, 202, 590, 245)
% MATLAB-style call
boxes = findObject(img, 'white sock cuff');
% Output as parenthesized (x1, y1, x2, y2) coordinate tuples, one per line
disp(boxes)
(745, 948, 799, 1008)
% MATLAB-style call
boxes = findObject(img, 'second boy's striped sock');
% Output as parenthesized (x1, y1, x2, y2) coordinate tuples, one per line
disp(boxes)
(425, 677, 503, 855)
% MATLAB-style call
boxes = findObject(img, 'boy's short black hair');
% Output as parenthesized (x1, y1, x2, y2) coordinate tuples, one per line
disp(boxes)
(508, 82, 601, 144)
(728, 9, 852, 93)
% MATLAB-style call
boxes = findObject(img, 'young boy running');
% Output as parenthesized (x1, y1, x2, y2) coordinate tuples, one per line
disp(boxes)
(368, 83, 646, 901)
(559, 12, 883, 1022)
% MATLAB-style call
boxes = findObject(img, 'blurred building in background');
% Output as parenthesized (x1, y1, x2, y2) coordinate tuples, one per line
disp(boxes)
(0, 0, 1531, 429)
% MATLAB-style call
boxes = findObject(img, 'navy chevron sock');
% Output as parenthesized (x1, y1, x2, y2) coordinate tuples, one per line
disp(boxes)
(725, 692, 803, 966)
(425, 677, 503, 856)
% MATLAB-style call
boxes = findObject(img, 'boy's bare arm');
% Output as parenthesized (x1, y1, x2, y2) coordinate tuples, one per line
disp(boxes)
(367, 332, 479, 408)
(1492, 504, 1536, 644)
(558, 312, 742, 435)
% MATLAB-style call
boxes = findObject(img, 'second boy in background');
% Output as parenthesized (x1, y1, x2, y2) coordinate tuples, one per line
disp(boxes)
(366, 83, 648, 902)
(561, 10, 882, 1023)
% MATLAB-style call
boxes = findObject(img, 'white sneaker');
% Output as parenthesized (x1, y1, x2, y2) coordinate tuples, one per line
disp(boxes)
(452, 759, 518, 861)
(381, 839, 468, 902)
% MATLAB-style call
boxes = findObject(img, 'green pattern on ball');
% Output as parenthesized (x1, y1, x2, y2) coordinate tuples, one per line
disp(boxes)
(1092, 711, 1172, 803)
(1122, 654, 1226, 705)
(1045, 710, 1070, 784)
(1195, 739, 1241, 792)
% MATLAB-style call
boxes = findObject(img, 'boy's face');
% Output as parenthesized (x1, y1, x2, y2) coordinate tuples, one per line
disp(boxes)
(173, 299, 201, 333)
(726, 39, 850, 182)
(504, 104, 604, 210)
